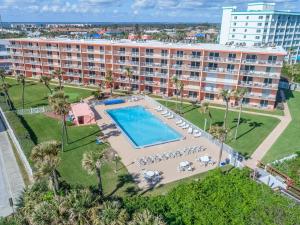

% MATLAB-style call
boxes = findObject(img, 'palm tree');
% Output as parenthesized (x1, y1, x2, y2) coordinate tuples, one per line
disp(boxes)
(124, 66, 133, 93)
(40, 75, 52, 94)
(82, 150, 106, 198)
(286, 63, 300, 83)
(218, 89, 232, 129)
(113, 154, 121, 173)
(172, 75, 179, 111)
(16, 74, 26, 109)
(233, 88, 248, 140)
(0, 69, 6, 83)
(30, 140, 61, 195)
(129, 209, 166, 225)
(105, 70, 114, 96)
(0, 82, 12, 110)
(98, 201, 129, 225)
(178, 80, 184, 114)
(200, 101, 212, 131)
(52, 69, 64, 90)
(48, 91, 70, 151)
(209, 125, 227, 166)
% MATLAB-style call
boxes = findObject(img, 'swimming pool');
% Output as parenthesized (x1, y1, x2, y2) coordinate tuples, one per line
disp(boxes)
(106, 106, 182, 148)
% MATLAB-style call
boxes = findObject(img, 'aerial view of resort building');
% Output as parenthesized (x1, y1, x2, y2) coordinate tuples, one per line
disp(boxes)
(0, 1, 300, 225)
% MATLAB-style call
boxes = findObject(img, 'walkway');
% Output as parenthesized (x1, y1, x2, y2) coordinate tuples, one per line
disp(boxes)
(0, 114, 25, 217)
(245, 101, 292, 169)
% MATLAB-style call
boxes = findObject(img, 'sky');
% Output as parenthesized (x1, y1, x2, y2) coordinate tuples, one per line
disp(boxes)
(0, 0, 299, 23)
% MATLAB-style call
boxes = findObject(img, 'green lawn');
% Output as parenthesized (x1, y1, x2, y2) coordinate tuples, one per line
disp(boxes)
(158, 100, 280, 157)
(1, 78, 137, 197)
(264, 91, 300, 162)
(4, 78, 93, 110)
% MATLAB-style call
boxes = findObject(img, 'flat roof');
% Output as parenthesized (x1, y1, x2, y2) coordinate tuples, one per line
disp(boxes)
(71, 102, 94, 117)
(9, 38, 287, 55)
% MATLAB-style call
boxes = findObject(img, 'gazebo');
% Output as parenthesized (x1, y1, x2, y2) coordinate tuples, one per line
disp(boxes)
(69, 102, 96, 126)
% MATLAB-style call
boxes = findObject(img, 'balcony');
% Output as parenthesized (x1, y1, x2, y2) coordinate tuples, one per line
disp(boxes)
(24, 45, 40, 50)
(205, 56, 240, 63)
(239, 81, 279, 89)
(62, 64, 82, 69)
(42, 62, 60, 67)
(203, 67, 238, 75)
(8, 44, 22, 49)
(66, 72, 82, 77)
(24, 60, 41, 65)
(24, 53, 40, 57)
(10, 52, 23, 56)
(41, 54, 60, 60)
(245, 92, 276, 100)
(83, 58, 105, 63)
(61, 48, 81, 52)
(203, 77, 237, 85)
(40, 46, 59, 51)
(202, 86, 218, 93)
(240, 70, 280, 79)
(242, 59, 283, 66)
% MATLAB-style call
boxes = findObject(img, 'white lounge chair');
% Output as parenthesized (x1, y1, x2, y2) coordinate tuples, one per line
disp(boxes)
(167, 114, 174, 119)
(188, 127, 193, 134)
(155, 105, 162, 111)
(182, 124, 189, 129)
(176, 119, 182, 124)
(179, 122, 186, 127)
(193, 130, 202, 138)
(161, 110, 168, 115)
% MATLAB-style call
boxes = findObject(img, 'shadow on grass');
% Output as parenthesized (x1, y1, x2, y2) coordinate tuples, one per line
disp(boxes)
(236, 121, 263, 140)
(64, 140, 95, 152)
(230, 118, 251, 130)
(68, 130, 100, 144)
(284, 89, 294, 101)
(108, 173, 138, 197)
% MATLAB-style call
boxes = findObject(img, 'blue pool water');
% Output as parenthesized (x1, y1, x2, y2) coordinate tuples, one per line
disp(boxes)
(106, 106, 182, 148)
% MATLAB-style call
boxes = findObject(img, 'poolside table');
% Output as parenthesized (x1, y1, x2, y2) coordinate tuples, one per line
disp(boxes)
(179, 161, 190, 168)
(145, 171, 155, 178)
(200, 156, 210, 163)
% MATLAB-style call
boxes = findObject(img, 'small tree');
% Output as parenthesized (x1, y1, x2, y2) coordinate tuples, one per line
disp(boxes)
(218, 89, 232, 129)
(233, 88, 248, 140)
(209, 125, 227, 166)
(82, 150, 106, 198)
(52, 69, 64, 90)
(172, 75, 179, 111)
(0, 82, 12, 110)
(0, 69, 6, 83)
(200, 101, 212, 131)
(48, 91, 70, 151)
(105, 70, 114, 96)
(30, 140, 61, 195)
(124, 66, 133, 93)
(40, 75, 52, 94)
(178, 80, 184, 114)
(16, 74, 26, 109)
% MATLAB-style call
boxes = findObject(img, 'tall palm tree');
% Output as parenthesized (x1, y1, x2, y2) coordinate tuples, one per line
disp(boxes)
(40, 75, 52, 94)
(52, 69, 64, 90)
(218, 89, 232, 129)
(0, 69, 6, 83)
(124, 66, 133, 93)
(209, 125, 227, 166)
(129, 209, 166, 225)
(98, 201, 129, 225)
(178, 80, 184, 114)
(16, 74, 26, 109)
(0, 82, 12, 110)
(200, 101, 212, 131)
(82, 150, 106, 198)
(172, 75, 179, 111)
(30, 140, 61, 195)
(48, 91, 70, 151)
(105, 70, 114, 96)
(233, 87, 248, 140)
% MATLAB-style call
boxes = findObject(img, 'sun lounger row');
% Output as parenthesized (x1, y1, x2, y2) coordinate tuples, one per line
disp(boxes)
(128, 96, 142, 102)
(136, 145, 207, 167)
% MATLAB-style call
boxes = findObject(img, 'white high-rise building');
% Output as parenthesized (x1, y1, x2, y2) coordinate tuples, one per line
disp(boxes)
(220, 2, 300, 62)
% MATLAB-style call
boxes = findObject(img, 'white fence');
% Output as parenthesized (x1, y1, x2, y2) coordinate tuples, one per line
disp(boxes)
(144, 95, 244, 167)
(0, 107, 33, 180)
(14, 106, 52, 115)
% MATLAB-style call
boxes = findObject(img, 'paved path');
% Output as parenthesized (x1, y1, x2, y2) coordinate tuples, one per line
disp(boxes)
(244, 101, 292, 169)
(0, 114, 25, 217)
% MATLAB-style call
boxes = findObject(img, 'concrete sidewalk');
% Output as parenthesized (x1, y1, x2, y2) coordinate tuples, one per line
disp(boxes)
(0, 116, 25, 217)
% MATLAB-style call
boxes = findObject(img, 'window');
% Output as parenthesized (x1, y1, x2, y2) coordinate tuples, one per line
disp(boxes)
(258, 23, 262, 26)
(161, 49, 168, 56)
(234, 16, 237, 19)
(191, 61, 200, 68)
(232, 29, 236, 32)
(259, 16, 263, 19)
(227, 64, 235, 71)
(256, 29, 261, 33)
(244, 35, 247, 39)
(255, 36, 260, 39)
(232, 35, 235, 38)
(245, 29, 248, 32)
(192, 51, 201, 58)
(176, 51, 184, 57)
(246, 16, 249, 19)
(245, 22, 248, 26)
(228, 53, 236, 59)
(268, 56, 277, 62)
(233, 22, 236, 26)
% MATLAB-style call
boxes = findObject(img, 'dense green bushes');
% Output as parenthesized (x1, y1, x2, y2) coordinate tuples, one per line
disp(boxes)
(124, 169, 300, 225)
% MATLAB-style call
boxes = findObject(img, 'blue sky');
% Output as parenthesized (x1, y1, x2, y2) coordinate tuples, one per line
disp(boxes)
(0, 0, 299, 23)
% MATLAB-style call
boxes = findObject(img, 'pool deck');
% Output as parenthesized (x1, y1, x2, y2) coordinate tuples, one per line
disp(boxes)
(94, 99, 228, 188)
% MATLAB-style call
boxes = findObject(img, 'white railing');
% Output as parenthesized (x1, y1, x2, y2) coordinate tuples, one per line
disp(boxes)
(0, 107, 33, 180)
(14, 106, 52, 115)
(144, 95, 244, 167)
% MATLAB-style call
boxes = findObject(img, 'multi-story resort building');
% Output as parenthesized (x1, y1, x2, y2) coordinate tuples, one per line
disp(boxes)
(220, 2, 300, 62)
(8, 38, 286, 109)
(0, 40, 11, 72)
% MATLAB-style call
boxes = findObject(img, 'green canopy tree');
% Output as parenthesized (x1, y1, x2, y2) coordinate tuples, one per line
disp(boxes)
(52, 69, 64, 90)
(0, 69, 6, 83)
(40, 75, 52, 94)
(0, 82, 12, 110)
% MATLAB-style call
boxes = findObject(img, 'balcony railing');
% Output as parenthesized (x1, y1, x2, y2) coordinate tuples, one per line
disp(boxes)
(204, 56, 240, 63)
(239, 81, 279, 89)
(61, 48, 81, 52)
(240, 70, 280, 78)
(242, 59, 283, 66)
(203, 67, 239, 75)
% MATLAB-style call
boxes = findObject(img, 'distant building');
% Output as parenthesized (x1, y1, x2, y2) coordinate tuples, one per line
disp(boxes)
(220, 2, 300, 62)
(0, 40, 11, 72)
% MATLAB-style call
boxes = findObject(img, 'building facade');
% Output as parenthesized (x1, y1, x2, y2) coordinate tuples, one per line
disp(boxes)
(220, 2, 300, 62)
(8, 38, 285, 109)
(0, 40, 11, 72)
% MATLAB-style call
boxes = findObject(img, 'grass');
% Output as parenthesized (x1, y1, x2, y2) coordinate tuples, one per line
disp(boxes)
(273, 155, 300, 186)
(0, 79, 137, 197)
(263, 91, 300, 162)
(158, 100, 280, 157)
(3, 78, 93, 111)
(151, 95, 284, 116)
